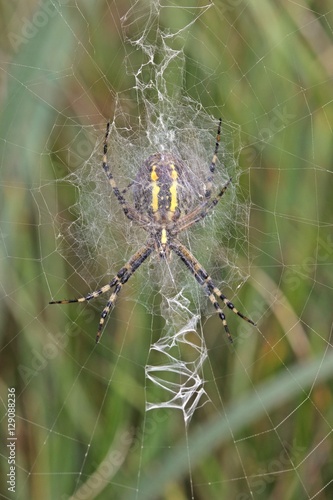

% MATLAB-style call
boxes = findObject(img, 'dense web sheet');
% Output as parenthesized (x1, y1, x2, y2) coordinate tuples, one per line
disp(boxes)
(1, 1, 333, 499)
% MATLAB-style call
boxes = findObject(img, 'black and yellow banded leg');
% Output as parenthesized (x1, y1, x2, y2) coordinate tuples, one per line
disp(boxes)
(96, 283, 123, 343)
(205, 118, 222, 199)
(176, 176, 231, 233)
(102, 121, 133, 221)
(50, 243, 154, 343)
(49, 277, 119, 306)
(95, 243, 154, 342)
(102, 122, 150, 226)
(204, 285, 234, 343)
(170, 239, 255, 342)
(211, 285, 256, 326)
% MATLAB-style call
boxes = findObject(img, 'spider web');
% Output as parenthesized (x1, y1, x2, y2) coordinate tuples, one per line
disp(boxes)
(1, 1, 333, 499)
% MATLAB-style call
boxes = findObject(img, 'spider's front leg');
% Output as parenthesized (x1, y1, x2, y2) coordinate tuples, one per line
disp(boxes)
(204, 117, 222, 199)
(175, 176, 231, 234)
(102, 121, 150, 226)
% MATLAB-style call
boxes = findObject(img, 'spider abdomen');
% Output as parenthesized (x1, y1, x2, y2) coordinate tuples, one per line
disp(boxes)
(133, 152, 188, 222)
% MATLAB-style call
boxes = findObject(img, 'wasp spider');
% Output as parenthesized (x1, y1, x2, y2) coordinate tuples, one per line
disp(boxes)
(50, 119, 256, 343)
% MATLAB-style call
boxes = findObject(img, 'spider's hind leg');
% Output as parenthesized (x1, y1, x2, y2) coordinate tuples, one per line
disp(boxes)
(212, 286, 256, 326)
(95, 242, 154, 342)
(49, 278, 118, 305)
(170, 239, 256, 343)
(206, 284, 256, 343)
(204, 285, 234, 343)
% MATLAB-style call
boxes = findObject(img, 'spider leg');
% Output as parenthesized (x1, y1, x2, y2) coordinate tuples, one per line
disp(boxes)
(169, 239, 255, 343)
(172, 118, 228, 234)
(103, 122, 150, 226)
(50, 242, 154, 343)
(204, 117, 222, 199)
(49, 278, 119, 305)
(95, 243, 154, 342)
(174, 176, 231, 234)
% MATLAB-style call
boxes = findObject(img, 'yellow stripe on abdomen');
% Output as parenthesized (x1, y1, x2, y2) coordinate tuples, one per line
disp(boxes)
(150, 165, 160, 212)
(169, 164, 178, 212)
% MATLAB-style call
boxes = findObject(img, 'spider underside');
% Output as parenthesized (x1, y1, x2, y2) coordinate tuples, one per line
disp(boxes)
(50, 119, 256, 343)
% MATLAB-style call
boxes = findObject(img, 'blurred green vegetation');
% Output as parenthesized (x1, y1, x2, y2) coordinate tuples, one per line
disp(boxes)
(1, 1, 333, 499)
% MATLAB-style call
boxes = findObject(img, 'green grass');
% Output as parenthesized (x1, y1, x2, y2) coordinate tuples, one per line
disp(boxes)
(1, 1, 333, 499)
